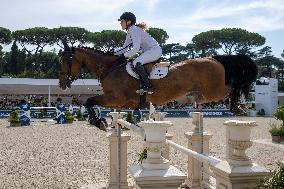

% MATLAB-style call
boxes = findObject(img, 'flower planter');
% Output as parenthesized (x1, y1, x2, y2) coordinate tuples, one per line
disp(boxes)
(9, 122, 21, 127)
(66, 120, 74, 124)
(272, 135, 281, 143)
(77, 118, 85, 121)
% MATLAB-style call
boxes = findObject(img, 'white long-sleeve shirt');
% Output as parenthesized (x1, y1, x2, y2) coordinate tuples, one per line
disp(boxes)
(114, 25, 160, 58)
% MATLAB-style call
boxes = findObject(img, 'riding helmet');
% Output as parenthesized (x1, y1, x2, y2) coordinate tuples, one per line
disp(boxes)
(118, 12, 136, 24)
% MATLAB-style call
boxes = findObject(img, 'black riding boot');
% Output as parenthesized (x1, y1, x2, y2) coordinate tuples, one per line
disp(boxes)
(135, 62, 154, 94)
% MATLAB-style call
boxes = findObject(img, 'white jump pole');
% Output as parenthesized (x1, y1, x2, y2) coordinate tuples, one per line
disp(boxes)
(117, 110, 121, 189)
(48, 85, 51, 107)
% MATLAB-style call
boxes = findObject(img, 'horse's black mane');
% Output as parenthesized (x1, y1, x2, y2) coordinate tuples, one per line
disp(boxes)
(78, 46, 114, 56)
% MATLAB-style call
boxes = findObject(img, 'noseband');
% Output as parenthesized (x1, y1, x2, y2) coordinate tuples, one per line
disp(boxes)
(60, 47, 82, 85)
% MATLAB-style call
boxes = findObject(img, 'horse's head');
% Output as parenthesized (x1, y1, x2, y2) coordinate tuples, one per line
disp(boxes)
(59, 42, 82, 90)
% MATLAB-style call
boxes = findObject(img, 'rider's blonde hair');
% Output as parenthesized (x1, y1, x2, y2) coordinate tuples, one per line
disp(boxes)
(136, 22, 149, 31)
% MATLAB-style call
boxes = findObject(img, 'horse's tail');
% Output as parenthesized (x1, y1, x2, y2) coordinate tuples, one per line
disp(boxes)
(213, 54, 258, 112)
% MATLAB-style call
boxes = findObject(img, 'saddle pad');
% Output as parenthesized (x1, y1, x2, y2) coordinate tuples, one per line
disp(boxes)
(126, 63, 169, 79)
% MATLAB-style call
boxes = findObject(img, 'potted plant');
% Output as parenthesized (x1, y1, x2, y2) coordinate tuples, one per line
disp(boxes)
(256, 162, 284, 188)
(269, 106, 284, 143)
(269, 124, 283, 143)
(9, 111, 21, 127)
(123, 112, 135, 124)
(65, 111, 74, 123)
(76, 110, 84, 121)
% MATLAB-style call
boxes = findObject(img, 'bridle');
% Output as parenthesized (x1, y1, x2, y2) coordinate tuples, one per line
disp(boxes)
(60, 47, 83, 87)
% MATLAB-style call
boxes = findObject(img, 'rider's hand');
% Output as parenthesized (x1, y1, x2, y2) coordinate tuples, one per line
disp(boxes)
(117, 54, 127, 63)
(108, 49, 115, 55)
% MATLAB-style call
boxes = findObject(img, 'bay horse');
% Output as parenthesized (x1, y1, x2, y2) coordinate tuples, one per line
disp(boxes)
(59, 44, 257, 114)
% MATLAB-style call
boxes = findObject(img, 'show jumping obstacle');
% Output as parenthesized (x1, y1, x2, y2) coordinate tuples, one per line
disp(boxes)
(108, 111, 269, 189)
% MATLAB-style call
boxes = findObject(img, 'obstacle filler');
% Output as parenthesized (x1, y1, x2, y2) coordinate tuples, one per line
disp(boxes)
(19, 101, 31, 126)
(107, 110, 270, 189)
(54, 103, 67, 124)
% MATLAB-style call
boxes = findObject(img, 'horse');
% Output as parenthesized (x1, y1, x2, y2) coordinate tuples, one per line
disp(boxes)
(58, 44, 257, 114)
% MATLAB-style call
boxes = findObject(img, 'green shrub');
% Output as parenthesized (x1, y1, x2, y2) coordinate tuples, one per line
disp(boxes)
(256, 163, 284, 188)
(274, 106, 284, 127)
(9, 111, 21, 124)
(137, 148, 147, 164)
(76, 110, 83, 119)
(65, 111, 74, 121)
(269, 123, 284, 136)
(123, 112, 135, 124)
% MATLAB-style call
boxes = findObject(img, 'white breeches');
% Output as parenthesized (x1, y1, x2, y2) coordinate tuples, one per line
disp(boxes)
(133, 46, 162, 67)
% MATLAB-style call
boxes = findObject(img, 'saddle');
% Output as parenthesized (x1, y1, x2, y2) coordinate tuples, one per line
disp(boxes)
(126, 59, 170, 79)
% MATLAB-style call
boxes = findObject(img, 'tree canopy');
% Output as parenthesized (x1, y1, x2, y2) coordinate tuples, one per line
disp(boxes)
(192, 28, 265, 56)
(0, 27, 12, 45)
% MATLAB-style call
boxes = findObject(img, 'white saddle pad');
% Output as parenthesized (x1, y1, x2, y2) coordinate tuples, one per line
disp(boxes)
(126, 63, 169, 79)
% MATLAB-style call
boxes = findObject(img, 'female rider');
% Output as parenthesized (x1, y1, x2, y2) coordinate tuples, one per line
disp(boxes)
(114, 12, 162, 94)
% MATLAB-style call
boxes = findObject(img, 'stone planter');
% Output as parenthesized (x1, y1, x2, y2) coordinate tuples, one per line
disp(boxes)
(224, 120, 257, 166)
(271, 135, 284, 143)
(77, 117, 85, 121)
(66, 119, 74, 124)
(138, 120, 173, 170)
(9, 122, 21, 127)
(272, 135, 281, 143)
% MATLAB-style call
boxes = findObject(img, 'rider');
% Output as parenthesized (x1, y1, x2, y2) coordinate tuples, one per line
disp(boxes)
(114, 12, 162, 94)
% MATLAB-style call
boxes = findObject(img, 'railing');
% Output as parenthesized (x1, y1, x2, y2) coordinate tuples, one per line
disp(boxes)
(108, 111, 270, 189)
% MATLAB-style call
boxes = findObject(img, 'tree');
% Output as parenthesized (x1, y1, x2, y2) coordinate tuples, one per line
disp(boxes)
(89, 30, 125, 51)
(13, 27, 54, 73)
(192, 28, 265, 56)
(281, 50, 284, 59)
(6, 41, 26, 75)
(183, 43, 196, 59)
(0, 27, 12, 45)
(192, 30, 220, 57)
(257, 46, 272, 58)
(12, 27, 52, 54)
(51, 27, 91, 48)
(277, 61, 284, 91)
(162, 43, 186, 63)
(148, 28, 169, 46)
(0, 27, 12, 75)
(256, 55, 282, 78)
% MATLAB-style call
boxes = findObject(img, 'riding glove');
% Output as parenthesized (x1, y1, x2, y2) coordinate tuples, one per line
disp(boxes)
(117, 54, 127, 63)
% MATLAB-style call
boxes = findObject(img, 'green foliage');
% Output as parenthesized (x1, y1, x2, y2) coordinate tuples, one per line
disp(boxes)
(148, 28, 169, 46)
(76, 110, 83, 119)
(137, 148, 147, 164)
(192, 28, 265, 56)
(89, 30, 126, 51)
(51, 26, 91, 48)
(65, 111, 74, 121)
(9, 111, 21, 124)
(0, 27, 12, 44)
(256, 163, 284, 188)
(13, 27, 52, 54)
(269, 124, 284, 136)
(162, 43, 189, 63)
(274, 106, 284, 127)
(123, 112, 135, 124)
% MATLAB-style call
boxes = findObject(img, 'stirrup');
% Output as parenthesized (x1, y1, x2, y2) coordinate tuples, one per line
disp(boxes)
(136, 87, 154, 95)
